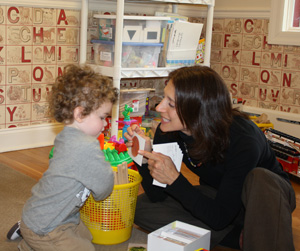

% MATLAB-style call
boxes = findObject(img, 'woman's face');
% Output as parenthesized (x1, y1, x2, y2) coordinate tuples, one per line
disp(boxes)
(156, 80, 191, 135)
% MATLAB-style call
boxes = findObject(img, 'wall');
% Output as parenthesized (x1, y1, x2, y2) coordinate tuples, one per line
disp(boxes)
(0, 5, 83, 151)
(0, 7, 81, 128)
(210, 17, 300, 114)
(0, 0, 299, 152)
(214, 0, 271, 12)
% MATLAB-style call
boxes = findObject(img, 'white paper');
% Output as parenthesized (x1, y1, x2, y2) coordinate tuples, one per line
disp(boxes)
(152, 142, 183, 187)
(166, 21, 203, 61)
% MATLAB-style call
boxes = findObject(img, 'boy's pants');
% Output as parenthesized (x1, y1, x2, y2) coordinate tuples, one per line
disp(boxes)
(18, 220, 95, 251)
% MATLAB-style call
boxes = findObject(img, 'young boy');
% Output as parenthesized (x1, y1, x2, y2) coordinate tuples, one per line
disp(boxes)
(16, 64, 118, 250)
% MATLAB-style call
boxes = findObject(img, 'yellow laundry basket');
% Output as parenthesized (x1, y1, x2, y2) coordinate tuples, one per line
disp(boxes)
(80, 167, 142, 245)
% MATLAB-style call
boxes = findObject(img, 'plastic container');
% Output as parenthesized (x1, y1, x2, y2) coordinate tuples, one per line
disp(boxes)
(98, 18, 167, 43)
(92, 40, 163, 68)
(122, 42, 162, 68)
(92, 40, 114, 67)
(141, 118, 155, 139)
(119, 89, 150, 117)
(80, 167, 142, 245)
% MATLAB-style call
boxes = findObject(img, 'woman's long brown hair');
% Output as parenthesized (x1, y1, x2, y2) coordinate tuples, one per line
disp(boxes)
(169, 65, 248, 163)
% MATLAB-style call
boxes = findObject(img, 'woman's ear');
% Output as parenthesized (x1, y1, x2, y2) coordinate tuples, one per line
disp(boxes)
(73, 106, 84, 123)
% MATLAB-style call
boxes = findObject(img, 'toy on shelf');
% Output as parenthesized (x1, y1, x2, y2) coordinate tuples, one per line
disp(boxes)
(250, 113, 274, 131)
(265, 128, 300, 177)
(116, 104, 137, 141)
(195, 38, 205, 65)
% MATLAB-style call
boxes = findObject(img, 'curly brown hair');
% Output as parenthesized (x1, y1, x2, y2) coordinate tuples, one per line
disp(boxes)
(49, 64, 118, 124)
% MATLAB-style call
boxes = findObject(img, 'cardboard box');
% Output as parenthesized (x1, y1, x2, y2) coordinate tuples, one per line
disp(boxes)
(148, 221, 210, 251)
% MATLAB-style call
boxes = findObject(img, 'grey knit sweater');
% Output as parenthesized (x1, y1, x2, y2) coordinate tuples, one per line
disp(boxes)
(22, 126, 114, 235)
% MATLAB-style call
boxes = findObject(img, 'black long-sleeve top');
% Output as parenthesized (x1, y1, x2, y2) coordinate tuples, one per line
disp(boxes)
(137, 116, 289, 230)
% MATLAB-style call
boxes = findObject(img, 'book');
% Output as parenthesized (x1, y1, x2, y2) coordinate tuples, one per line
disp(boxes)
(195, 38, 205, 64)
(166, 20, 203, 66)
(158, 20, 174, 67)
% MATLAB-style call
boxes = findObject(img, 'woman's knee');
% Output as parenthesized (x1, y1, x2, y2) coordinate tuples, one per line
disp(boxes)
(244, 168, 284, 191)
(246, 168, 270, 182)
(243, 167, 295, 211)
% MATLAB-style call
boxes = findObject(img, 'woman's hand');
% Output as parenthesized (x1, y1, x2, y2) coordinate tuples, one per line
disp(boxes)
(138, 150, 180, 185)
(124, 124, 152, 158)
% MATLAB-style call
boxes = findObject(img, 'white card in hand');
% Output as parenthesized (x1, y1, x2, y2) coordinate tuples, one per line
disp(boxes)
(128, 132, 146, 166)
(152, 142, 183, 187)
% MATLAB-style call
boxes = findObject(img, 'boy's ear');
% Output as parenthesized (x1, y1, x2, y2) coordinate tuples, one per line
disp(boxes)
(73, 106, 84, 122)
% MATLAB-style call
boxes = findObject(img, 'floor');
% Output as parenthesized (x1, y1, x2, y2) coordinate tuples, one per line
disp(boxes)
(0, 146, 299, 251)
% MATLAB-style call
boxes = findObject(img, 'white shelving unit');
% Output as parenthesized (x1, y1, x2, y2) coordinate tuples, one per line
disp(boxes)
(80, 0, 215, 137)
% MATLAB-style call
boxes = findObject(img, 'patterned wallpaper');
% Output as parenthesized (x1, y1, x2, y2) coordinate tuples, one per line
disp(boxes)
(210, 18, 300, 114)
(0, 6, 85, 128)
(0, 6, 299, 130)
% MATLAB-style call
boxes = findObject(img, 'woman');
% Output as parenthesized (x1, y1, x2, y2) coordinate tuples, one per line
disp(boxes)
(125, 66, 296, 250)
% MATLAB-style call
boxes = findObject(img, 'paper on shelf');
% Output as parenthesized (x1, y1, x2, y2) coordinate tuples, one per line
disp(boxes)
(166, 21, 203, 62)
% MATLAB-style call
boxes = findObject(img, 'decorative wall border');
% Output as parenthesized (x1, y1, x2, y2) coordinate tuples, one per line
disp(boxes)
(0, 0, 81, 9)
(1, 0, 271, 18)
(213, 9, 270, 19)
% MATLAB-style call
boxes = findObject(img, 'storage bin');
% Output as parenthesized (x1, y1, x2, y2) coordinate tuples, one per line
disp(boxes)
(98, 18, 167, 44)
(92, 40, 114, 67)
(92, 40, 163, 68)
(80, 167, 142, 245)
(122, 42, 162, 68)
(119, 89, 150, 118)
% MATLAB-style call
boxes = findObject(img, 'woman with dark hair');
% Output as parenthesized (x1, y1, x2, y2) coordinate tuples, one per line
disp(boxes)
(125, 66, 296, 250)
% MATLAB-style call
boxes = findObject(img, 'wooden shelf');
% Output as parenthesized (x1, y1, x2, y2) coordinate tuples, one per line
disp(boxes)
(88, 64, 213, 78)
(126, 0, 214, 5)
